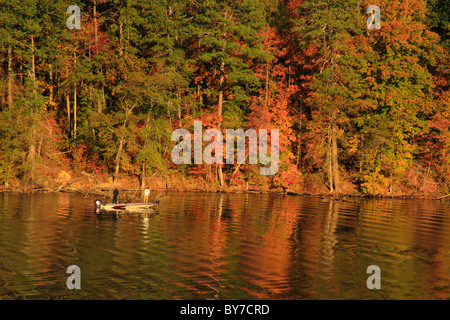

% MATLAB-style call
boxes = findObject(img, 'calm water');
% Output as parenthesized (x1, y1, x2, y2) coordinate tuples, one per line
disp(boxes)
(0, 191, 449, 300)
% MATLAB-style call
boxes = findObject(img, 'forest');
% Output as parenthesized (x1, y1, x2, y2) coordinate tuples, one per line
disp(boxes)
(0, 0, 448, 197)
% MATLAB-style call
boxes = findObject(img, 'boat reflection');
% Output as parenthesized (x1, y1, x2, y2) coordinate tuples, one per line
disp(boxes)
(94, 207, 159, 220)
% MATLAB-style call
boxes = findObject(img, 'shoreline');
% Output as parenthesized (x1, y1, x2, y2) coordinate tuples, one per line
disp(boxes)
(1, 171, 448, 201)
(1, 186, 448, 201)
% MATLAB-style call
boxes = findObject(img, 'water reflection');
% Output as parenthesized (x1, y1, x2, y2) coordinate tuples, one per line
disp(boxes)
(0, 192, 449, 299)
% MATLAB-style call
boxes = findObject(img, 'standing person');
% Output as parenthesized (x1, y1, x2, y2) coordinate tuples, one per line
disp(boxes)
(143, 187, 150, 203)
(113, 188, 119, 203)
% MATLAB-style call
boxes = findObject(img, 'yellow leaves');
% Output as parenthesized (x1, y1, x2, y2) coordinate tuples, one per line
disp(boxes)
(121, 162, 138, 175)
(45, 100, 58, 109)
(347, 135, 361, 155)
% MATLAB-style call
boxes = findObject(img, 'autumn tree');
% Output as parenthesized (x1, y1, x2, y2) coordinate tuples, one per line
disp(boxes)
(354, 0, 446, 195)
(185, 0, 271, 188)
(293, 0, 366, 193)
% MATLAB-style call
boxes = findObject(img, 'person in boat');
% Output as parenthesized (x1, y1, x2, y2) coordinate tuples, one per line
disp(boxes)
(143, 187, 150, 203)
(113, 188, 119, 203)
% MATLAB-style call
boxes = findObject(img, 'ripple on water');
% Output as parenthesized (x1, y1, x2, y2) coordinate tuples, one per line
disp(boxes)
(0, 192, 449, 299)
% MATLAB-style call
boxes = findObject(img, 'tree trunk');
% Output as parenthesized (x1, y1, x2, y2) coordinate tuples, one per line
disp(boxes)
(94, 0, 98, 45)
(94, 0, 103, 115)
(119, 20, 124, 56)
(141, 163, 146, 191)
(218, 61, 225, 124)
(217, 164, 224, 190)
(217, 61, 225, 190)
(296, 104, 303, 169)
(331, 109, 340, 193)
(197, 84, 203, 104)
(97, 93, 102, 113)
(31, 35, 37, 96)
(7, 46, 13, 108)
(114, 115, 129, 183)
(73, 52, 77, 139)
(114, 138, 124, 183)
(177, 92, 181, 119)
(49, 63, 54, 108)
(327, 131, 334, 193)
(66, 63, 71, 137)
(325, 29, 340, 193)
(66, 94, 71, 137)
(28, 126, 36, 184)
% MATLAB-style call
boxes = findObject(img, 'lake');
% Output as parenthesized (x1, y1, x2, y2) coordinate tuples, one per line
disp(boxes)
(0, 191, 449, 299)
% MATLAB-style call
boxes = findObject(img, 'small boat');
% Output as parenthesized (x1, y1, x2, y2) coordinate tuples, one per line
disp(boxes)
(95, 199, 158, 211)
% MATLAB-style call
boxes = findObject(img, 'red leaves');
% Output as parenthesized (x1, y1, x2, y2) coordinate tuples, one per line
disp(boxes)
(430, 111, 450, 131)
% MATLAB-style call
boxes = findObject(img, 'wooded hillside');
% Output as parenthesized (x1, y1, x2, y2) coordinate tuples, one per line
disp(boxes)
(0, 0, 448, 196)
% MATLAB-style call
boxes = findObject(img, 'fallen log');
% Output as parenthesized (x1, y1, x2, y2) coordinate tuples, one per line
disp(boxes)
(437, 194, 450, 200)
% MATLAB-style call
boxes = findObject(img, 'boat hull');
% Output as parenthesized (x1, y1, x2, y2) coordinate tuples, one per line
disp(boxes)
(101, 202, 158, 211)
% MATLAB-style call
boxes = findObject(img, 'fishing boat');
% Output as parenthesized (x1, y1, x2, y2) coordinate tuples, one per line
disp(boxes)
(95, 199, 158, 211)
